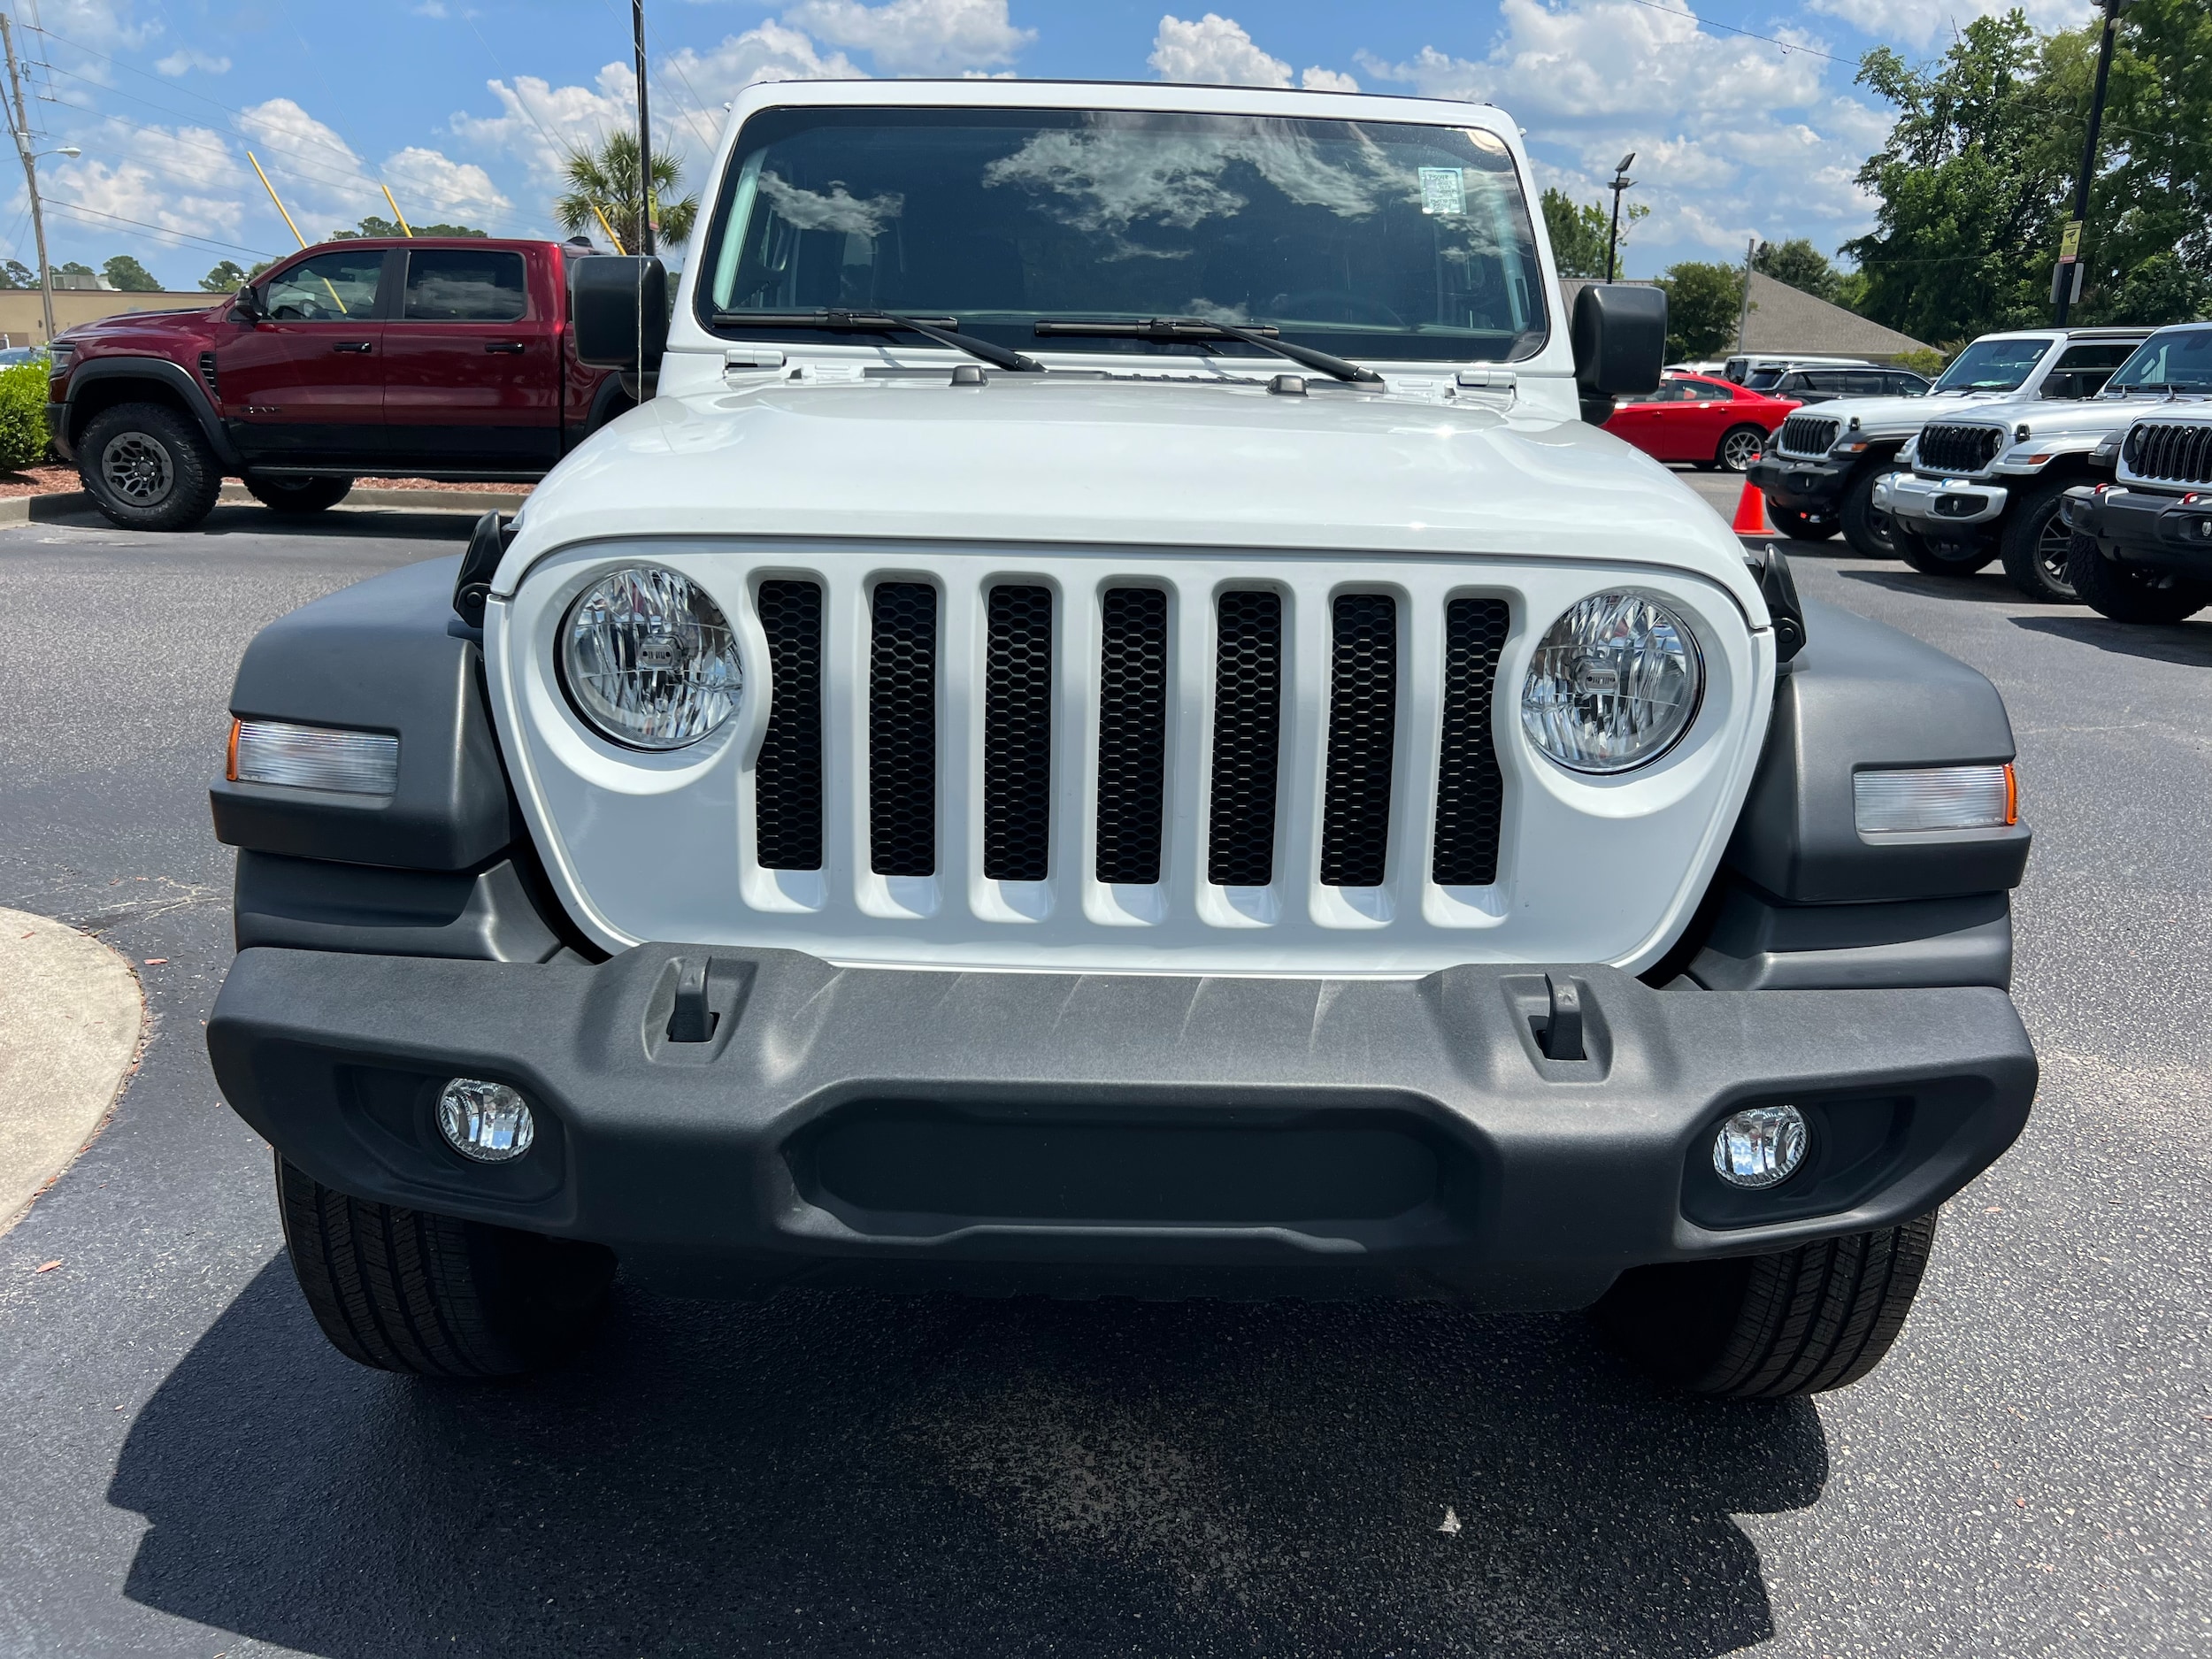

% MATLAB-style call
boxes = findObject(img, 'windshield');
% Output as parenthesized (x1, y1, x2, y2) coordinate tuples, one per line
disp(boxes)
(700, 107, 1548, 365)
(1932, 336, 2050, 394)
(2102, 326, 2212, 394)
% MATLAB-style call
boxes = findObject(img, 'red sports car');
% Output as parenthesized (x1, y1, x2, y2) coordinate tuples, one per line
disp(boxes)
(1603, 373, 1798, 472)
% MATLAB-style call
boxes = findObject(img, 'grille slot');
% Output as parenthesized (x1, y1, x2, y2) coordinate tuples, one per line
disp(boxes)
(1318, 593, 1399, 887)
(1094, 587, 1170, 885)
(1431, 597, 1510, 887)
(1207, 589, 1284, 887)
(982, 585, 1054, 882)
(2125, 421, 2212, 485)
(1776, 414, 1838, 457)
(196, 350, 219, 398)
(868, 581, 938, 878)
(754, 579, 824, 871)
(1917, 424, 2003, 474)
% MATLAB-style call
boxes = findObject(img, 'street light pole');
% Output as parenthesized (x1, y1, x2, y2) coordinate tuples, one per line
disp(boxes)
(0, 14, 55, 345)
(632, 0, 655, 257)
(1606, 153, 1636, 284)
(2054, 0, 2124, 325)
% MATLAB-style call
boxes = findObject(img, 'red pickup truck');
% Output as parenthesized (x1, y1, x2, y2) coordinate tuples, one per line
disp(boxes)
(46, 236, 658, 532)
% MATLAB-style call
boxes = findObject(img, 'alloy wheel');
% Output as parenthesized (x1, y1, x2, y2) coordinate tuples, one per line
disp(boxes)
(100, 432, 174, 506)
(1721, 429, 1763, 472)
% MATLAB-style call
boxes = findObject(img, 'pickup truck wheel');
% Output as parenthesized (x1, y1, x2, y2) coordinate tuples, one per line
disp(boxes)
(78, 402, 222, 532)
(1839, 468, 1895, 558)
(1717, 425, 1766, 473)
(1998, 480, 2081, 603)
(275, 1155, 615, 1379)
(1590, 1212, 1939, 1398)
(1891, 519, 1995, 577)
(1768, 505, 1838, 542)
(244, 474, 353, 515)
(2065, 530, 2212, 624)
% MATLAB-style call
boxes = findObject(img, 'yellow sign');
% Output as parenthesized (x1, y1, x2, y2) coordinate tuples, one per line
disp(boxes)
(2058, 219, 2084, 262)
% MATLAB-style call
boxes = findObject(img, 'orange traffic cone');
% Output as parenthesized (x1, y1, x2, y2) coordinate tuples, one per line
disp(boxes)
(1731, 478, 1775, 536)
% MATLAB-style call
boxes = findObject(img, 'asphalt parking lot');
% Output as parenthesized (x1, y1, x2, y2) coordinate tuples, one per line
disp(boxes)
(0, 485, 2207, 1658)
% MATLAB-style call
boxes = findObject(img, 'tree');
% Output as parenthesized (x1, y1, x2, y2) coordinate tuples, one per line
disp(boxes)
(1655, 261, 1745, 359)
(200, 260, 246, 292)
(1540, 187, 1649, 279)
(1752, 238, 1841, 304)
(0, 259, 33, 288)
(330, 214, 488, 240)
(554, 131, 697, 252)
(55, 261, 95, 278)
(103, 254, 161, 292)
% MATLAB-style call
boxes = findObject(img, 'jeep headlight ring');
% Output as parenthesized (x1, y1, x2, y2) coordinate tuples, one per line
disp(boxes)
(1520, 590, 1704, 774)
(558, 565, 741, 750)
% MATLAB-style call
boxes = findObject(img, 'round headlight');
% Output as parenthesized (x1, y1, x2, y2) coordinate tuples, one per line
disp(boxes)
(559, 566, 741, 750)
(1520, 591, 1703, 774)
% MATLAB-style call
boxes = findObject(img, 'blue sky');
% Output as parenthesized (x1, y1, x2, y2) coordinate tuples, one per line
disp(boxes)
(6, 0, 2091, 288)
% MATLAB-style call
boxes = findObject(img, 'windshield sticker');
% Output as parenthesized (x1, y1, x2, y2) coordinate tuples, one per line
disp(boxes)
(1419, 167, 1467, 217)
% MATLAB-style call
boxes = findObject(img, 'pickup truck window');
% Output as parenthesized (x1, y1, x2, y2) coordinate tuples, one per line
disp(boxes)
(403, 250, 528, 322)
(265, 250, 382, 322)
(701, 107, 1548, 365)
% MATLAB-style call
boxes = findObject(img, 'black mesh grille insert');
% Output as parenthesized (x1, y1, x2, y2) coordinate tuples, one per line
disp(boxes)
(1776, 414, 1838, 457)
(1207, 590, 1283, 887)
(868, 581, 937, 878)
(754, 579, 824, 871)
(1318, 593, 1398, 887)
(1431, 597, 1510, 887)
(1917, 424, 2003, 474)
(983, 584, 1054, 881)
(2125, 421, 2212, 485)
(1094, 587, 1169, 885)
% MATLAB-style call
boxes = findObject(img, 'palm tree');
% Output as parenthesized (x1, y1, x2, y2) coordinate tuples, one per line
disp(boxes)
(554, 131, 698, 253)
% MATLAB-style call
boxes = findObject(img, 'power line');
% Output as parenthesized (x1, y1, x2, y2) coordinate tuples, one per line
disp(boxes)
(42, 196, 275, 257)
(1619, 0, 1860, 67)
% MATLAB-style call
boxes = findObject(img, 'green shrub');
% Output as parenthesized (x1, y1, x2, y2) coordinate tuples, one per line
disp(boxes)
(0, 360, 50, 472)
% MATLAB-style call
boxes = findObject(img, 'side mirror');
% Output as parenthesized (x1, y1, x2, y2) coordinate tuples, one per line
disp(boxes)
(570, 255, 668, 373)
(1571, 284, 1668, 424)
(233, 287, 265, 322)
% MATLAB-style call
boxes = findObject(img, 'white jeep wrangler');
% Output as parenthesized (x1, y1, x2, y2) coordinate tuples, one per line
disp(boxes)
(206, 81, 2036, 1397)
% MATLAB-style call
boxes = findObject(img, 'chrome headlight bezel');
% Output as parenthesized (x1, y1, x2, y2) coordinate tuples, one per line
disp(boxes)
(1519, 589, 1706, 776)
(556, 564, 742, 751)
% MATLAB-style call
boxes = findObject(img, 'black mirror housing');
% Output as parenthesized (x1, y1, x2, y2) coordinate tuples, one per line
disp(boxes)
(1571, 284, 1668, 422)
(232, 288, 265, 322)
(569, 255, 669, 373)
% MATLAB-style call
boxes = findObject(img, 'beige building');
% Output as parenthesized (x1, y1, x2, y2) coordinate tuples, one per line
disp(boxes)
(0, 289, 220, 348)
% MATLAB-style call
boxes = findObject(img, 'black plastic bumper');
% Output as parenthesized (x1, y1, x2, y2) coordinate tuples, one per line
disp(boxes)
(2064, 483, 2212, 569)
(1748, 453, 1849, 513)
(207, 944, 2037, 1307)
(44, 402, 73, 464)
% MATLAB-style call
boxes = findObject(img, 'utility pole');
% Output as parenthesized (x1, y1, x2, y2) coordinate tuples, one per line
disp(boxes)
(2054, 0, 2124, 325)
(0, 15, 55, 345)
(1606, 152, 1635, 283)
(632, 0, 655, 257)
(1735, 235, 1759, 355)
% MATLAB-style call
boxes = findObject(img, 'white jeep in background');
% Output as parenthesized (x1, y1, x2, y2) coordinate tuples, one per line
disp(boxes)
(1750, 327, 2147, 558)
(204, 80, 2036, 1401)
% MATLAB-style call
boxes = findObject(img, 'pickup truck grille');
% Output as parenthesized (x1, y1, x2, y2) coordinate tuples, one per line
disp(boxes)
(2123, 420, 2212, 485)
(1916, 423, 2003, 475)
(1774, 415, 1838, 458)
(748, 575, 1509, 900)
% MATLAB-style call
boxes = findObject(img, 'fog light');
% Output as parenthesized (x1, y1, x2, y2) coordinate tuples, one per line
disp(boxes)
(437, 1078, 534, 1163)
(1712, 1104, 1807, 1190)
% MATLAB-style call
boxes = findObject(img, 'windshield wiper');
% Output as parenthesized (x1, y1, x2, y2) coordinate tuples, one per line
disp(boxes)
(711, 308, 1045, 373)
(1033, 317, 1384, 385)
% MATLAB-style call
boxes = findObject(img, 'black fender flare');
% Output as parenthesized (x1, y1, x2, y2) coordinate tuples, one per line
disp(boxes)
(60, 356, 243, 469)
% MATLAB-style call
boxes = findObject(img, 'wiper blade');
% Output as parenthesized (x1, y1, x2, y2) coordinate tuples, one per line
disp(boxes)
(1033, 317, 1384, 384)
(712, 308, 1045, 373)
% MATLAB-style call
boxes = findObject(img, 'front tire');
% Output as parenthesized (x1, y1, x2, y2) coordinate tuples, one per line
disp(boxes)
(2065, 530, 2212, 624)
(1839, 468, 1896, 558)
(1769, 504, 1839, 542)
(78, 401, 221, 532)
(1591, 1213, 1939, 1398)
(1892, 519, 1996, 577)
(276, 1156, 616, 1379)
(1999, 480, 2081, 603)
(244, 473, 353, 515)
(1717, 425, 1766, 473)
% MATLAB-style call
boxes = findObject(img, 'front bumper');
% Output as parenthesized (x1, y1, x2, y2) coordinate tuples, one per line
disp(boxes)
(2063, 484, 2212, 568)
(44, 401, 73, 464)
(208, 944, 2037, 1306)
(1747, 452, 1849, 513)
(1877, 471, 2011, 529)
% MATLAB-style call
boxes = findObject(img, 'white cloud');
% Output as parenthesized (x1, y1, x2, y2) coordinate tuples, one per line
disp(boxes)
(664, 21, 865, 105)
(382, 147, 512, 224)
(782, 0, 1031, 75)
(235, 99, 513, 238)
(35, 118, 248, 264)
(154, 48, 229, 76)
(1805, 0, 2093, 50)
(35, 0, 159, 50)
(1149, 13, 1357, 92)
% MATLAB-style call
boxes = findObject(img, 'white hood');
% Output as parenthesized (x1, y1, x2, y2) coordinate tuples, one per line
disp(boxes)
(1921, 389, 2208, 445)
(1807, 389, 2014, 438)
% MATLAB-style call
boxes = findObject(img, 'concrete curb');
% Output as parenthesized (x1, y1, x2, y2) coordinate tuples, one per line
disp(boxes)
(0, 484, 529, 524)
(0, 909, 143, 1236)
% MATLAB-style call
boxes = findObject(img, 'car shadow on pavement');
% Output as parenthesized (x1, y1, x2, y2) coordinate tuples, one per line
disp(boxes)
(2008, 613, 2212, 667)
(110, 1259, 1827, 1657)
(1833, 566, 2016, 603)
(31, 502, 477, 542)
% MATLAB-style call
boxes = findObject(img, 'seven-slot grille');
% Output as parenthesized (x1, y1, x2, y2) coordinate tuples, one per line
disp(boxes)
(1775, 414, 1839, 458)
(749, 581, 1512, 893)
(1916, 423, 2004, 474)
(2124, 421, 2212, 486)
